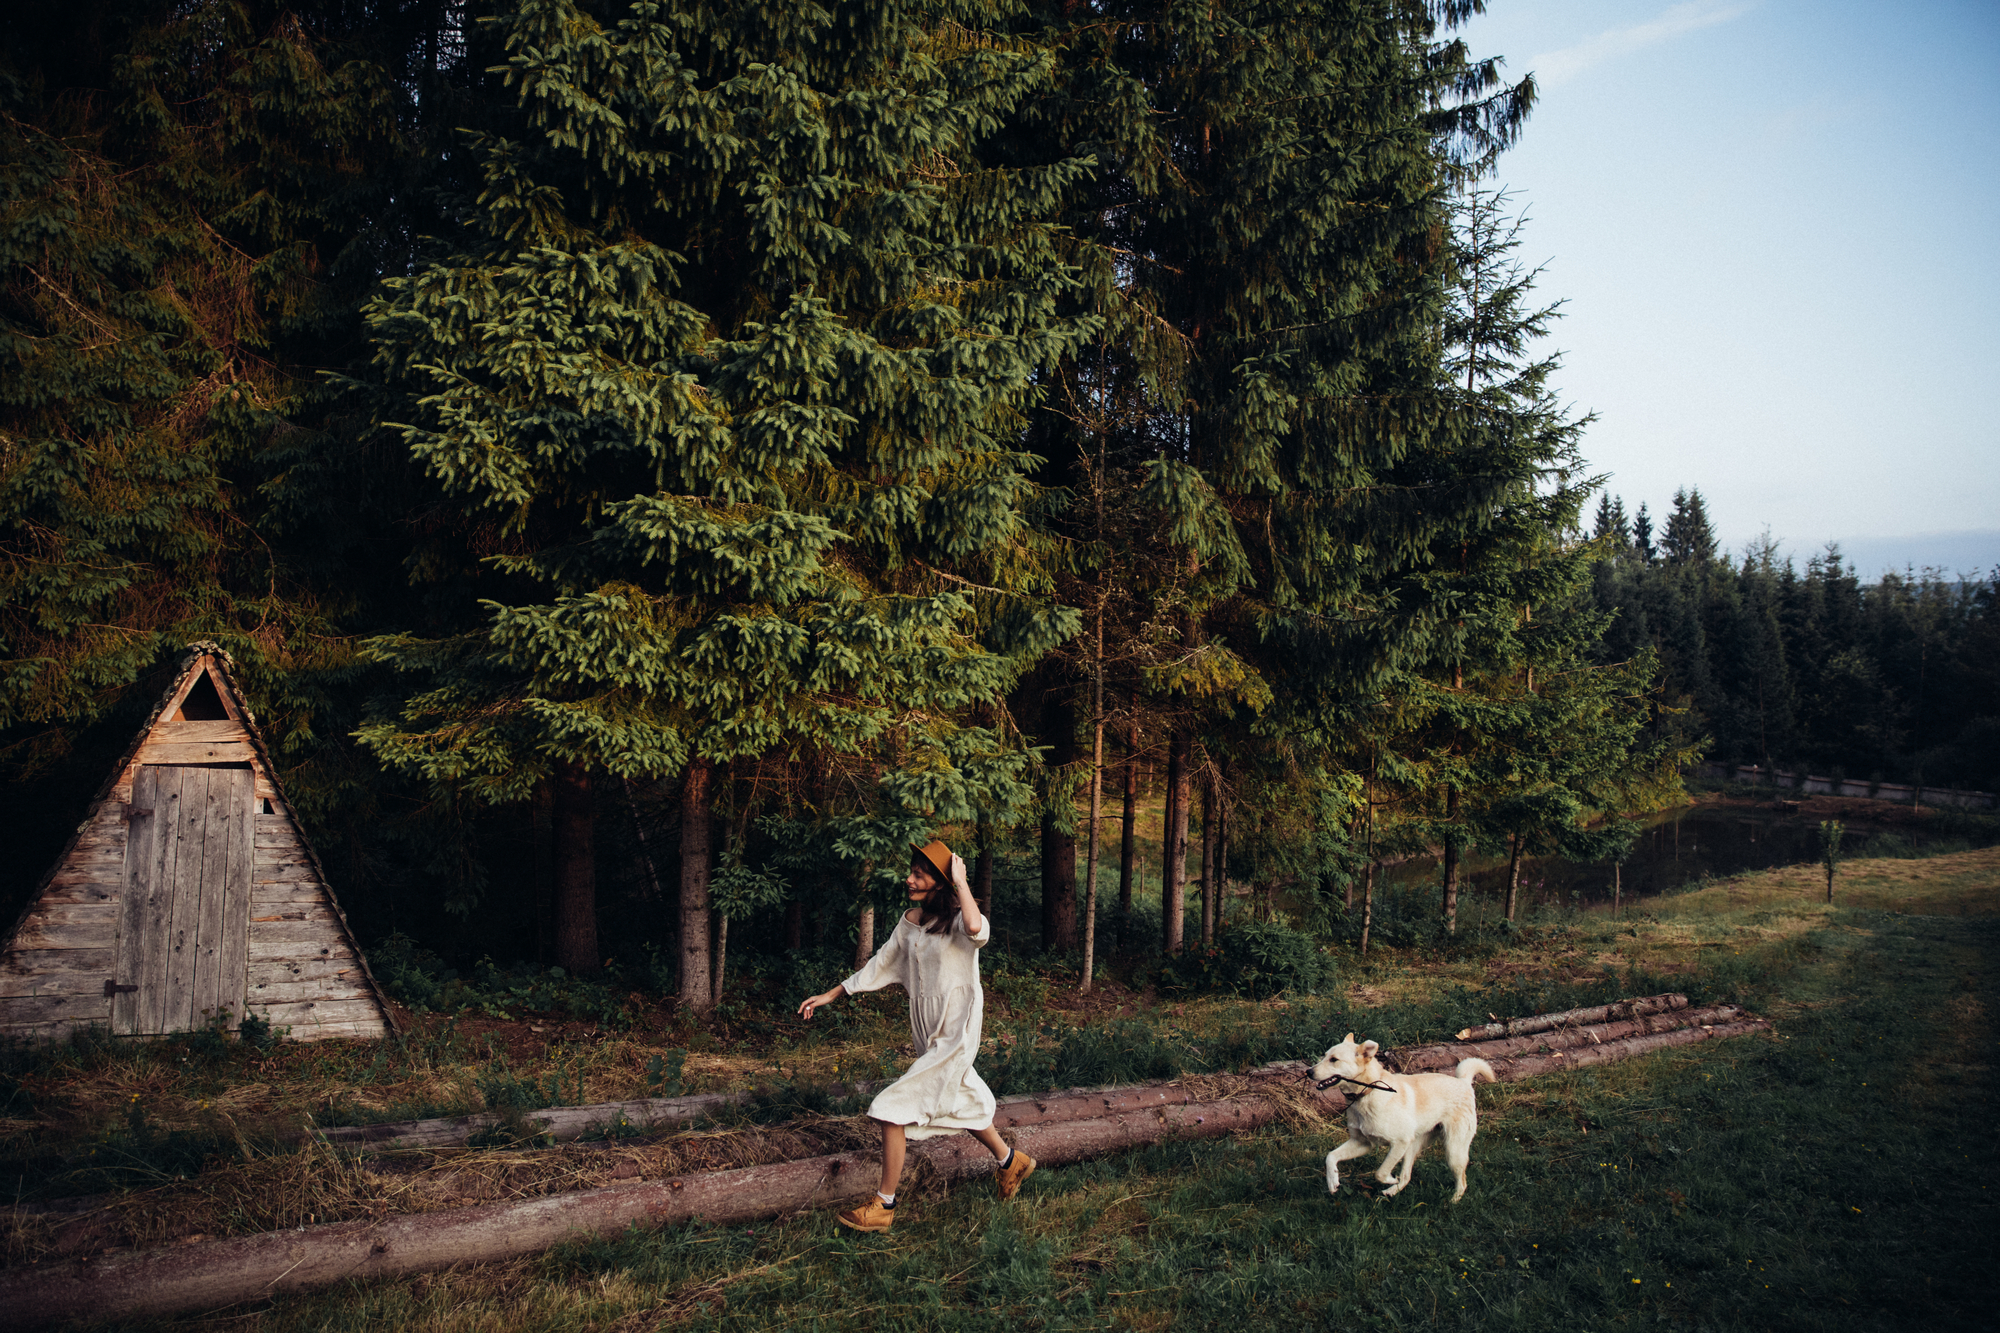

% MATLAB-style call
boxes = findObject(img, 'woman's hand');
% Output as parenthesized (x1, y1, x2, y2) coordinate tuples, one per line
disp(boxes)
(798, 984, 845, 1020)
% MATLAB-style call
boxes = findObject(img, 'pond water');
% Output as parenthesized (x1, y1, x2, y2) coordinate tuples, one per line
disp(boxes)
(1373, 804, 1944, 914)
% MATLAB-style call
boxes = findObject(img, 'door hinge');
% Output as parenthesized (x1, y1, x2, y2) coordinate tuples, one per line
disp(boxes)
(104, 980, 138, 998)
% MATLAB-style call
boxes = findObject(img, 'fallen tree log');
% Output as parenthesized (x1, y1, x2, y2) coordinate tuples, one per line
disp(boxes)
(1392, 1005, 1746, 1071)
(1453, 992, 1688, 1041)
(1, 1065, 1337, 1263)
(1476, 1018, 1769, 1081)
(0, 1094, 1311, 1330)
(316, 1060, 1324, 1153)
(315, 1080, 884, 1152)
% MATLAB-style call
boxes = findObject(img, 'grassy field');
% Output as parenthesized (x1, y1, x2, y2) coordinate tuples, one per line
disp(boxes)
(8, 847, 1999, 1330)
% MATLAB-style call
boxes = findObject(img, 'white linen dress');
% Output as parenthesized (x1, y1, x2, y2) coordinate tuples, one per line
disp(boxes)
(841, 908, 995, 1139)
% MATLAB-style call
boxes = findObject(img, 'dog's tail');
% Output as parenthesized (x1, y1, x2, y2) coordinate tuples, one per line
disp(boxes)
(1455, 1057, 1497, 1085)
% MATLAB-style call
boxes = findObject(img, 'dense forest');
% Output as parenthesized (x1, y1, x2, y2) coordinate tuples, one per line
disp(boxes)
(5, 0, 1973, 1014)
(1587, 489, 2000, 795)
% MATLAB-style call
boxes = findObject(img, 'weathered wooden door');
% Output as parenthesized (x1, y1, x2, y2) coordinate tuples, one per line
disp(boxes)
(112, 765, 254, 1034)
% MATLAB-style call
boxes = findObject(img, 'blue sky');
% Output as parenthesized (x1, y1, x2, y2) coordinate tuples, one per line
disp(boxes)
(1455, 0, 2000, 577)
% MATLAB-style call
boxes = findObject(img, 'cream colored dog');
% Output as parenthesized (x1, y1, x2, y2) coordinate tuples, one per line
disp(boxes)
(1312, 1033, 1495, 1203)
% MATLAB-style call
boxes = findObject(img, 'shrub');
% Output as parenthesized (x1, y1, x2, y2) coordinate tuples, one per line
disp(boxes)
(1218, 919, 1337, 997)
(369, 933, 638, 1029)
(1155, 919, 1335, 998)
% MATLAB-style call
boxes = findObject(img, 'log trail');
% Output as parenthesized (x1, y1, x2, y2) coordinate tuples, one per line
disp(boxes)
(0, 1094, 1305, 1329)
(0, 997, 1771, 1328)
(1452, 991, 1689, 1041)
(1395, 1004, 1747, 1070)
(316, 1081, 888, 1153)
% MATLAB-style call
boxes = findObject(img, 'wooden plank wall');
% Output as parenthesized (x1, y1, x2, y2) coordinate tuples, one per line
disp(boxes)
(110, 721, 276, 803)
(2, 763, 387, 1042)
(0, 803, 124, 1041)
(245, 810, 386, 1040)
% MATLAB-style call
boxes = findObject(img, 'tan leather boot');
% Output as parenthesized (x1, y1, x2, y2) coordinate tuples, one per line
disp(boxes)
(995, 1149, 1037, 1200)
(836, 1196, 895, 1232)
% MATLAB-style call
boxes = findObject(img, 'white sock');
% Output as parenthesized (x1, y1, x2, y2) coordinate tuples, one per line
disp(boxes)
(877, 1191, 895, 1207)
(1000, 1148, 1015, 1169)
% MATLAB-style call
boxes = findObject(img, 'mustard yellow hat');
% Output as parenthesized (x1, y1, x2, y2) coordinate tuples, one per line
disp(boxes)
(912, 839, 952, 883)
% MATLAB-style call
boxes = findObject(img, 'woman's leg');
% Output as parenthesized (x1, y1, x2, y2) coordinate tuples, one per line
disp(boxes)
(877, 1121, 907, 1197)
(968, 1124, 1010, 1160)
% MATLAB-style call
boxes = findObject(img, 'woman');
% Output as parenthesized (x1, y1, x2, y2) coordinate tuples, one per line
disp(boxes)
(797, 839, 1035, 1232)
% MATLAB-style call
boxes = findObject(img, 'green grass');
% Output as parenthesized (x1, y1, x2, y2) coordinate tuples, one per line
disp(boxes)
(94, 880, 1996, 1332)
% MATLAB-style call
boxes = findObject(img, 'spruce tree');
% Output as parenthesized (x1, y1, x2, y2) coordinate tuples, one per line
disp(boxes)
(1014, 0, 1535, 949)
(354, 0, 1091, 998)
(1, 1, 408, 733)
(1663, 488, 1718, 566)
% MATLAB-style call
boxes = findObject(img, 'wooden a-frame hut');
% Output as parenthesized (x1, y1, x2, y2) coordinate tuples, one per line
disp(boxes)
(0, 645, 393, 1042)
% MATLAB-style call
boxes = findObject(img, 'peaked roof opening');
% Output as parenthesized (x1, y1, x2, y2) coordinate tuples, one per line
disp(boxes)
(175, 672, 230, 721)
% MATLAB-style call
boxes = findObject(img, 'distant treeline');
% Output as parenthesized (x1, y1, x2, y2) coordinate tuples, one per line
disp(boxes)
(1588, 490, 2000, 793)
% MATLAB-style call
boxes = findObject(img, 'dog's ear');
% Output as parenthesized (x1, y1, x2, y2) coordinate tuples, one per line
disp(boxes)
(1341, 1032, 1354, 1046)
(1361, 1040, 1380, 1059)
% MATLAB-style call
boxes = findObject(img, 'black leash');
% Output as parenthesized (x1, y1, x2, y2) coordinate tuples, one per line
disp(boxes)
(1309, 1070, 1400, 1095)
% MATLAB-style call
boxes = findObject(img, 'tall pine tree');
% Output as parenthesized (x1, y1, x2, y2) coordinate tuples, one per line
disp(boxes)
(353, 0, 1091, 999)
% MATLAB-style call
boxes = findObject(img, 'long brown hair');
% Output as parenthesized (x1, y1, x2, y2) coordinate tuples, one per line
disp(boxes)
(915, 861, 960, 935)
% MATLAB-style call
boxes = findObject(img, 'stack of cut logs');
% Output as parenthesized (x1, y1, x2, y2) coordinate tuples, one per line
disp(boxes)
(1389, 991, 1770, 1081)
(0, 993, 1768, 1329)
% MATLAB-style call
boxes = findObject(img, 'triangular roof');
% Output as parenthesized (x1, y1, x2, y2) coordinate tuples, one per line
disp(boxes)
(0, 644, 396, 1040)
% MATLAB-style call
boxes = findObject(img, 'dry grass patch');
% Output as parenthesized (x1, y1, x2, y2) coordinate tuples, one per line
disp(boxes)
(1659, 845, 2000, 920)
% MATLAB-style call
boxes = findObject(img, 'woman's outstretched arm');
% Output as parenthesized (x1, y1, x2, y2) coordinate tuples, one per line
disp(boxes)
(797, 983, 847, 1020)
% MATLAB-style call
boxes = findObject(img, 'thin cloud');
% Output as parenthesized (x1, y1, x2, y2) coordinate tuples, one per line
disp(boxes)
(1531, 2, 1754, 87)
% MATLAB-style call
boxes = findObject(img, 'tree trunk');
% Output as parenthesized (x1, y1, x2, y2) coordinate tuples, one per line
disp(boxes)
(552, 762, 597, 975)
(678, 759, 714, 1014)
(1359, 752, 1376, 954)
(622, 777, 663, 901)
(1041, 692, 1079, 953)
(1198, 771, 1216, 945)
(1215, 785, 1229, 933)
(784, 900, 803, 951)
(1080, 619, 1105, 992)
(853, 903, 874, 970)
(1441, 785, 1460, 935)
(974, 823, 994, 918)
(711, 914, 729, 1004)
(1161, 729, 1190, 954)
(1359, 861, 1375, 955)
(532, 780, 553, 966)
(1504, 832, 1523, 922)
(1040, 818, 1077, 954)
(1118, 711, 1138, 921)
